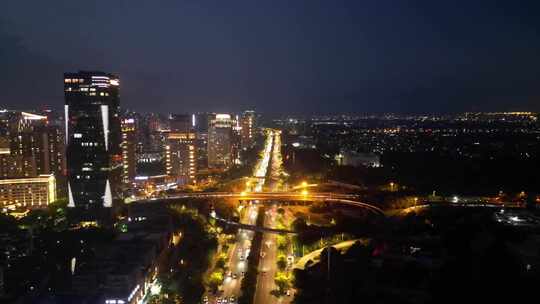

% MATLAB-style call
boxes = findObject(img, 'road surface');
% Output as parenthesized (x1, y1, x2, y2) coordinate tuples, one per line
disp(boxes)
(254, 206, 279, 304)
(293, 239, 359, 270)
(205, 131, 274, 304)
(221, 205, 258, 300)
(253, 130, 295, 304)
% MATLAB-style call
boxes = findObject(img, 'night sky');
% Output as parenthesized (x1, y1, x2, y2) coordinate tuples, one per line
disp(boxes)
(1, 1, 540, 114)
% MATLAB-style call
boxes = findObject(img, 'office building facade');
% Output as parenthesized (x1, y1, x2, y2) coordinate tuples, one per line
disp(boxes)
(193, 113, 211, 170)
(10, 125, 65, 176)
(0, 174, 56, 208)
(0, 111, 65, 179)
(121, 118, 137, 184)
(240, 110, 256, 149)
(208, 114, 234, 168)
(165, 114, 197, 184)
(165, 132, 197, 185)
(64, 71, 121, 209)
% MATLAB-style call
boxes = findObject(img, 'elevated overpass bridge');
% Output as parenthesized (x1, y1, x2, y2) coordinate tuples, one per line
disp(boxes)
(134, 191, 384, 234)
(212, 215, 296, 234)
(135, 191, 385, 216)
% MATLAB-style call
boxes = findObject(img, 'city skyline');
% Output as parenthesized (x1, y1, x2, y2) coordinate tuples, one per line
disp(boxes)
(1, 3, 540, 304)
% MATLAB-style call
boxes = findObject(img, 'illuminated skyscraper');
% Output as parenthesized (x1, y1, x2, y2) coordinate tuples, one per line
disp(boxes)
(240, 110, 256, 149)
(232, 115, 242, 164)
(139, 113, 167, 154)
(0, 111, 65, 178)
(208, 114, 234, 168)
(165, 132, 197, 184)
(193, 113, 211, 170)
(121, 118, 137, 184)
(10, 127, 65, 177)
(165, 114, 197, 184)
(64, 71, 121, 209)
(193, 113, 209, 134)
(5, 112, 46, 178)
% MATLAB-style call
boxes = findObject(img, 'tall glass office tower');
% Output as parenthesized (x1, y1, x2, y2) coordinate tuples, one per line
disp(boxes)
(64, 71, 121, 210)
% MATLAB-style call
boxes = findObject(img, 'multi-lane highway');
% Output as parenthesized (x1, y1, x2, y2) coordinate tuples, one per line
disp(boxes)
(253, 130, 294, 304)
(220, 204, 258, 302)
(254, 205, 279, 304)
(205, 130, 275, 304)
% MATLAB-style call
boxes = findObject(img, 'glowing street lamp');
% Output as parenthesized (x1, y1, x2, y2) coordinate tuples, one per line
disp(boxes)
(301, 181, 308, 188)
(150, 281, 162, 295)
(301, 190, 308, 196)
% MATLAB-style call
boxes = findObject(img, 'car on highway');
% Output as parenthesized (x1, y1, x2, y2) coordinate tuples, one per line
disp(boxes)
(217, 297, 228, 304)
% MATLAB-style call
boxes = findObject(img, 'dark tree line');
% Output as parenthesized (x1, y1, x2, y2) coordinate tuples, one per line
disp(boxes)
(293, 208, 540, 304)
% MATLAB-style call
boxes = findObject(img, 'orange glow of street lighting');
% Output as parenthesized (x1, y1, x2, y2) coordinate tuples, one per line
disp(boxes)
(301, 181, 308, 187)
(301, 190, 308, 196)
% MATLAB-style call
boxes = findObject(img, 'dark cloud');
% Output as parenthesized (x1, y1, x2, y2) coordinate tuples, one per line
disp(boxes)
(0, 21, 66, 109)
(1, 0, 539, 114)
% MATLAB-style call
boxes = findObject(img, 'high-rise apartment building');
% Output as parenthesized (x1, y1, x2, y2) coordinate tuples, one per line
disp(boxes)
(0, 155, 36, 178)
(193, 113, 209, 134)
(0, 111, 65, 179)
(138, 113, 167, 154)
(232, 115, 242, 164)
(64, 71, 121, 209)
(240, 110, 256, 149)
(10, 125, 65, 177)
(208, 114, 234, 168)
(165, 132, 196, 185)
(165, 114, 197, 184)
(121, 118, 137, 184)
(193, 113, 211, 170)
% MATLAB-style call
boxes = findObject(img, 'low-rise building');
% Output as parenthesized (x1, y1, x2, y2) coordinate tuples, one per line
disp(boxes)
(0, 174, 56, 209)
(336, 150, 381, 168)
